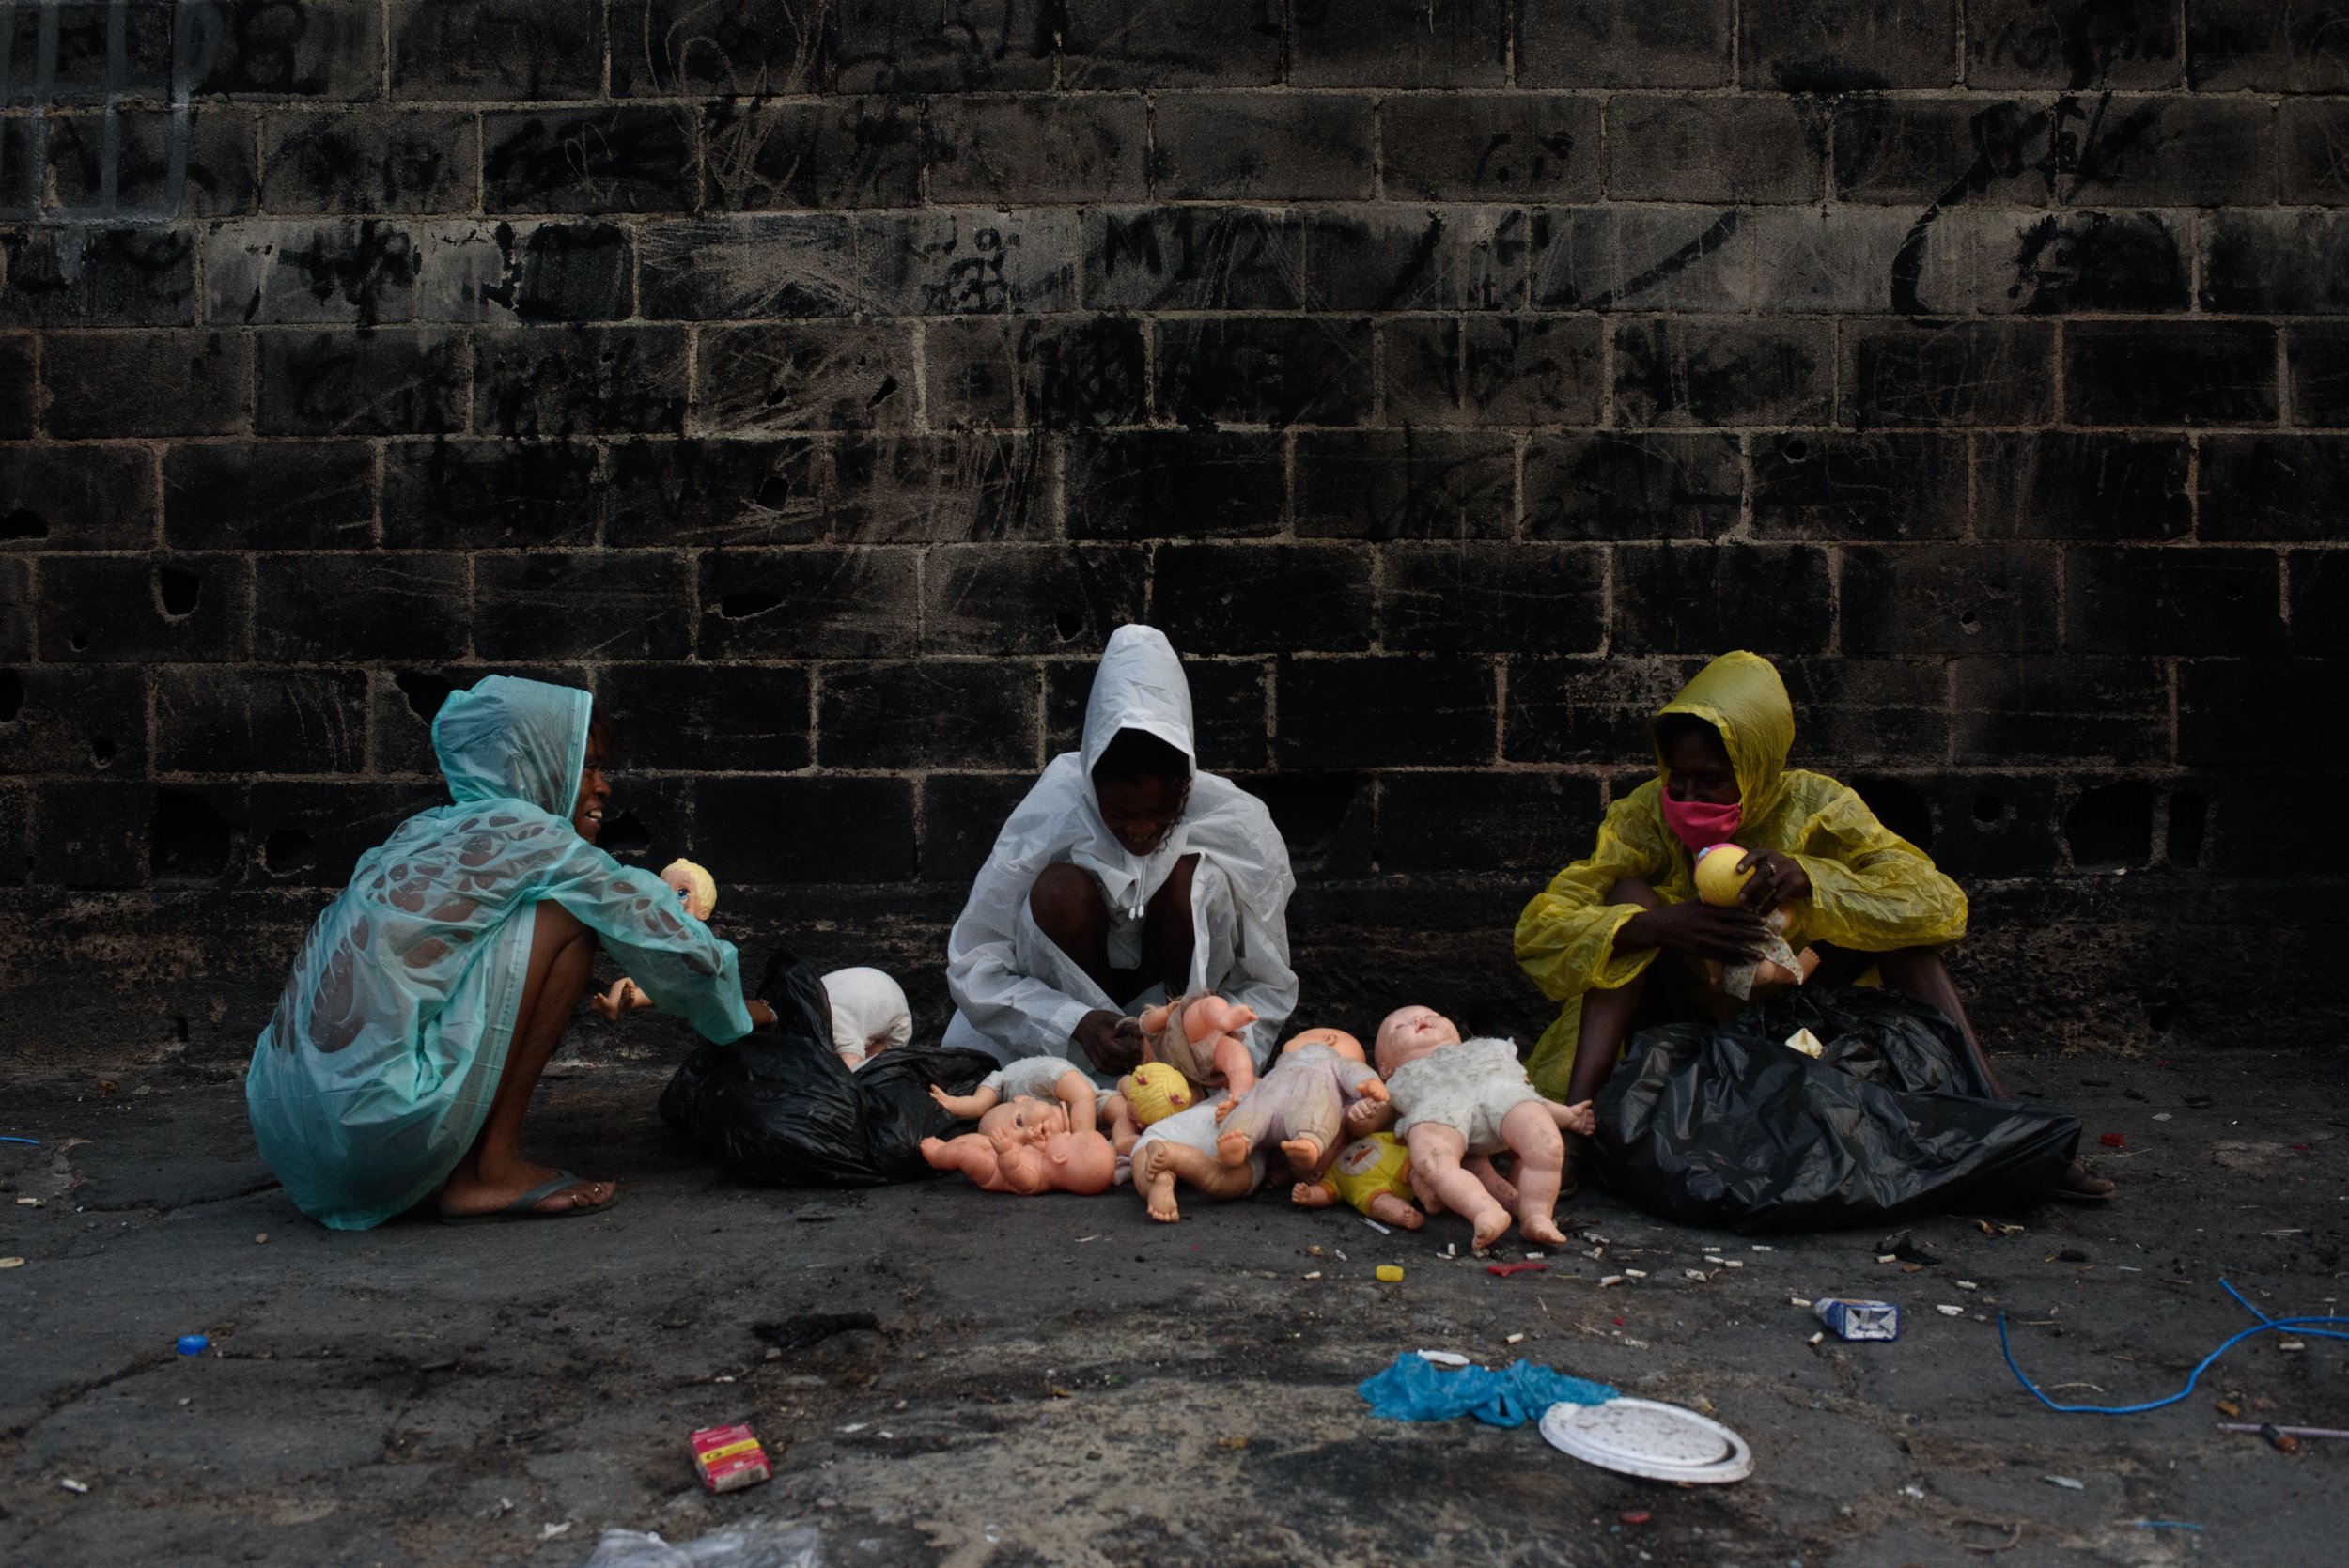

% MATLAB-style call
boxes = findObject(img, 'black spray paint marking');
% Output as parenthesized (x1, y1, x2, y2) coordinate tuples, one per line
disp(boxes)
(0, 0, 221, 275)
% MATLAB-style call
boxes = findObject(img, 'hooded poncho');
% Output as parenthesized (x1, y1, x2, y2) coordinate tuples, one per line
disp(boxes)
(942, 626, 1297, 1075)
(1514, 651, 1968, 1101)
(245, 675, 754, 1229)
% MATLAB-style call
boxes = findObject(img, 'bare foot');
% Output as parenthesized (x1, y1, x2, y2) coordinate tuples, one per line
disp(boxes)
(1290, 1181, 1335, 1209)
(1518, 1212, 1569, 1247)
(1216, 1131, 1253, 1168)
(437, 1161, 612, 1219)
(1470, 1206, 1512, 1254)
(1214, 1098, 1237, 1123)
(1133, 1144, 1184, 1223)
(1279, 1135, 1325, 1181)
(1366, 1191, 1423, 1231)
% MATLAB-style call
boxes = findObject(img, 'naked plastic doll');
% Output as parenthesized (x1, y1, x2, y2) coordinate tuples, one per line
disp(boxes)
(592, 857, 722, 1019)
(1211, 1027, 1391, 1181)
(1374, 1005, 1596, 1253)
(825, 966, 911, 1071)
(931, 1054, 1098, 1136)
(1293, 1130, 1423, 1232)
(1125, 1100, 1264, 1224)
(921, 1123, 1116, 1196)
(1138, 991, 1260, 1100)
(1101, 1062, 1195, 1153)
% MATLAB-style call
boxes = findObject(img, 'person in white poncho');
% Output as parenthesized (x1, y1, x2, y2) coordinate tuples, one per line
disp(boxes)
(942, 626, 1299, 1085)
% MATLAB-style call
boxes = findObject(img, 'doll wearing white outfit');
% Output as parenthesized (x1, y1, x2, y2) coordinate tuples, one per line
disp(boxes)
(1374, 1006, 1595, 1253)
(930, 1053, 1099, 1136)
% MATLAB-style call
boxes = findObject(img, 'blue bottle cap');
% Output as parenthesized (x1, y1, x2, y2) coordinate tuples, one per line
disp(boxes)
(176, 1334, 209, 1357)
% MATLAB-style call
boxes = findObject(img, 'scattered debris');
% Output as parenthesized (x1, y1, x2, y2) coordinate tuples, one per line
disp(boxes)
(2099, 1133, 2125, 1148)
(1504, 1332, 1526, 1344)
(1621, 1268, 1648, 1279)
(1957, 1518, 2023, 1554)
(1376, 1265, 1404, 1282)
(1618, 1510, 1652, 1526)
(1487, 1262, 1548, 1279)
(1363, 1218, 1391, 1234)
(2279, 1339, 2306, 1353)
(1806, 1331, 1824, 1346)
(2043, 1475, 2085, 1490)
(690, 1423, 771, 1493)
(1302, 1271, 1323, 1281)
(1217, 1436, 1249, 1451)
(2219, 1423, 2348, 1440)
(1599, 1275, 1626, 1288)
(2130, 1520, 2204, 1531)
(1816, 1298, 1901, 1342)
(2153, 1112, 2172, 1122)
(176, 1335, 208, 1356)
(1789, 1296, 1812, 1308)
(59, 1478, 88, 1495)
(1974, 1220, 2025, 1237)
(253, 1234, 268, 1245)
(1683, 1269, 1709, 1281)
(0, 1258, 22, 1270)
(2259, 1423, 2301, 1454)
(1937, 1305, 1966, 1317)
(540, 1522, 573, 1541)
(1955, 1280, 1979, 1291)
(1877, 1234, 1940, 1265)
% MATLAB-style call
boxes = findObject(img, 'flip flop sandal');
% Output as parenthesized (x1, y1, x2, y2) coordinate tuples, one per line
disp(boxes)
(438, 1171, 614, 1225)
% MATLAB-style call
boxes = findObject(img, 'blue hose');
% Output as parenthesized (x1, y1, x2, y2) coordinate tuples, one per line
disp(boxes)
(1998, 1278, 2349, 1416)
(0, 1136, 38, 1145)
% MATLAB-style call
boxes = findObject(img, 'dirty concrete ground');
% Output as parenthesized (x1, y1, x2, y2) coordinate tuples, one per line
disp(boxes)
(2, 1047, 2342, 1568)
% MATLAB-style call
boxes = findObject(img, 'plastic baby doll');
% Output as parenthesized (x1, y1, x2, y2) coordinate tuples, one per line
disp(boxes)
(1138, 991, 1260, 1099)
(824, 966, 912, 1070)
(930, 1054, 1098, 1136)
(1125, 1100, 1265, 1223)
(661, 858, 718, 919)
(921, 1123, 1116, 1195)
(1211, 1027, 1390, 1181)
(1101, 1062, 1195, 1151)
(1292, 1130, 1422, 1231)
(1374, 1005, 1595, 1252)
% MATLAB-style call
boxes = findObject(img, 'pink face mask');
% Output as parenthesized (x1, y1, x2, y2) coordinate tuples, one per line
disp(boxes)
(1660, 790, 1742, 855)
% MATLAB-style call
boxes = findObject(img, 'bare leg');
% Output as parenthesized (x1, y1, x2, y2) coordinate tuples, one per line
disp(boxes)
(1468, 1156, 1519, 1210)
(1215, 1095, 1273, 1170)
(1029, 862, 1118, 996)
(1209, 1031, 1257, 1100)
(1406, 1124, 1512, 1252)
(1102, 1094, 1142, 1157)
(1501, 1100, 1570, 1246)
(438, 903, 611, 1218)
(1364, 1190, 1424, 1231)
(1132, 1140, 1254, 1223)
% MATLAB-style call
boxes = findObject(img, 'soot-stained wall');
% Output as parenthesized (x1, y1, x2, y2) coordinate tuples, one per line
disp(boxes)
(2, 0, 2344, 1063)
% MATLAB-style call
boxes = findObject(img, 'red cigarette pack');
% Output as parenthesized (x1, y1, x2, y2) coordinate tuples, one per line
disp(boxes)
(689, 1423, 771, 1493)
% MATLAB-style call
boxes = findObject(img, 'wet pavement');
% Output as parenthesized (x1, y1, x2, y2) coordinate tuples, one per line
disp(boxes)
(1, 1046, 2342, 1567)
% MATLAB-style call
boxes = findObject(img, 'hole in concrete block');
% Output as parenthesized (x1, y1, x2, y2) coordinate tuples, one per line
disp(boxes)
(265, 828, 315, 873)
(754, 474, 800, 509)
(1851, 776, 1934, 851)
(1781, 436, 1809, 463)
(154, 566, 201, 618)
(69, 629, 89, 652)
(171, 1013, 190, 1043)
(151, 789, 235, 880)
(1971, 791, 2007, 826)
(2165, 789, 2208, 869)
(89, 735, 115, 767)
(2064, 781, 2155, 868)
(0, 669, 21, 723)
(718, 588, 784, 619)
(1958, 610, 1979, 629)
(1054, 610, 1085, 642)
(597, 808, 652, 856)
(0, 508, 44, 540)
(2223, 581, 2243, 600)
(393, 669, 457, 724)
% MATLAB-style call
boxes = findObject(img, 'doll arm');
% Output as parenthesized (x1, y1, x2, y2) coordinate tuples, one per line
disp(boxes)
(921, 1134, 1002, 1187)
(1334, 1057, 1388, 1103)
(994, 1144, 1052, 1195)
(929, 1084, 1002, 1121)
(1343, 1094, 1397, 1138)
(1540, 1098, 1597, 1136)
(1051, 1069, 1098, 1137)
(1101, 1093, 1142, 1157)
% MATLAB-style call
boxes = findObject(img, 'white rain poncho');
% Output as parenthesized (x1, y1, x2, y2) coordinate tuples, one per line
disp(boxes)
(942, 626, 1297, 1079)
(244, 675, 754, 1230)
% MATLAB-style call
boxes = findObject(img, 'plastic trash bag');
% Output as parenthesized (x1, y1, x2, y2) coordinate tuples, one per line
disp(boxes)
(1357, 1355, 1617, 1427)
(582, 1519, 821, 1568)
(659, 948, 1001, 1186)
(1591, 989, 2081, 1233)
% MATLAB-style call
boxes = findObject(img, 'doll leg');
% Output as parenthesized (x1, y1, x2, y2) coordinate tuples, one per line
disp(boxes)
(1498, 1100, 1571, 1247)
(920, 1134, 1003, 1186)
(1290, 1179, 1337, 1209)
(1405, 1123, 1513, 1252)
(1214, 1094, 1275, 1169)
(1131, 1140, 1251, 1223)
(928, 1084, 1002, 1122)
(1467, 1156, 1518, 1210)
(1279, 1076, 1346, 1183)
(1051, 1070, 1099, 1137)
(1209, 1032, 1257, 1100)
(1102, 1093, 1142, 1157)
(1363, 1190, 1424, 1231)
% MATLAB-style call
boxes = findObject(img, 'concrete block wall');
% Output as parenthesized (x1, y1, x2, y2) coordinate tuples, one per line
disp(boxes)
(3, 0, 2345, 1060)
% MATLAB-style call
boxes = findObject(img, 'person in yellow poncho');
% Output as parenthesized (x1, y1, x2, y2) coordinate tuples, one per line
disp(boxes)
(1514, 651, 2114, 1200)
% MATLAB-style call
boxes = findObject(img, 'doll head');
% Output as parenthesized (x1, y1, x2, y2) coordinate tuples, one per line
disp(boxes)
(1282, 1027, 1364, 1063)
(661, 857, 717, 920)
(979, 1096, 1067, 1153)
(1374, 1006, 1462, 1078)
(1119, 1062, 1194, 1127)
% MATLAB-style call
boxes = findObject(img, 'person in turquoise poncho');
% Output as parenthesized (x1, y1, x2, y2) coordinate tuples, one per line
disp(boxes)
(245, 675, 784, 1229)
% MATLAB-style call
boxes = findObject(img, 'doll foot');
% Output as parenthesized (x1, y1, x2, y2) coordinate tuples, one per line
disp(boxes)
(1290, 1181, 1335, 1209)
(1144, 1182, 1182, 1223)
(1470, 1210, 1513, 1254)
(1365, 1192, 1423, 1231)
(1215, 1131, 1253, 1168)
(1278, 1136, 1325, 1181)
(1518, 1213, 1569, 1247)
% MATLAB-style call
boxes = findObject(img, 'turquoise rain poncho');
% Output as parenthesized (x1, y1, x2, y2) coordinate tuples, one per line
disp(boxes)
(245, 675, 754, 1230)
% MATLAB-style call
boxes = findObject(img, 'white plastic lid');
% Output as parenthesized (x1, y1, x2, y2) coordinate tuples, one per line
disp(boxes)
(1538, 1398, 1753, 1484)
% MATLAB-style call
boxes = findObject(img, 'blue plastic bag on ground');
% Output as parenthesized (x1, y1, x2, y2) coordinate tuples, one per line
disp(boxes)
(1358, 1355, 1616, 1427)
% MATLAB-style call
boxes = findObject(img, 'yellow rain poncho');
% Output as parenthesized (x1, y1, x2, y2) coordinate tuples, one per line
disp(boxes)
(1514, 652, 1968, 1100)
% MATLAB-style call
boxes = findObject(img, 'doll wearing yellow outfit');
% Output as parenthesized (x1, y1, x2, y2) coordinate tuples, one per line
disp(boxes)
(1291, 1130, 1422, 1231)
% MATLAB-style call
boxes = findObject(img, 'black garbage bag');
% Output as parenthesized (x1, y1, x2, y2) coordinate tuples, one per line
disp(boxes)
(658, 947, 1001, 1186)
(1591, 988, 2080, 1233)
